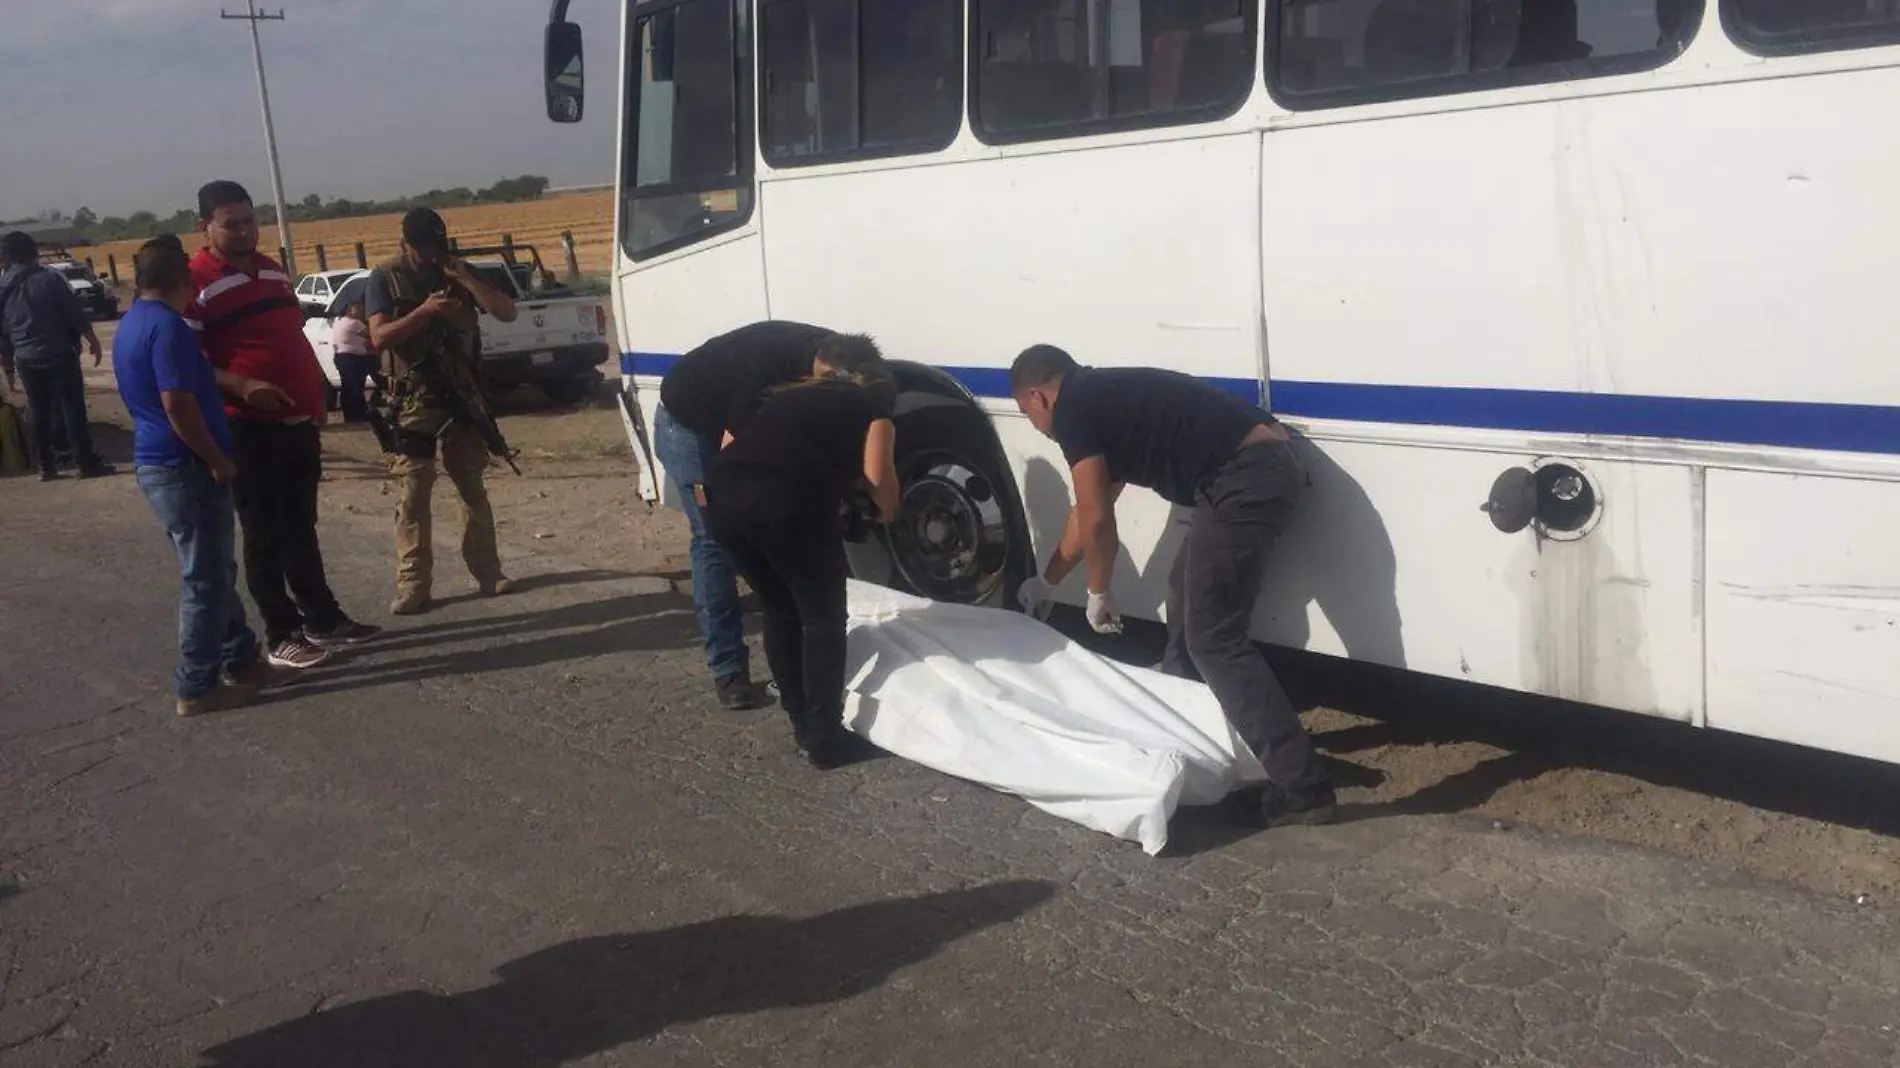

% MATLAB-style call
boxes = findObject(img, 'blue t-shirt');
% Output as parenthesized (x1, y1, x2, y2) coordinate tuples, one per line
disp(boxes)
(113, 299, 234, 468)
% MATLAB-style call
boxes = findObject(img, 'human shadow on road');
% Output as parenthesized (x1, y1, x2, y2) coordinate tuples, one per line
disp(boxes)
(256, 590, 700, 704)
(200, 880, 1056, 1068)
(414, 568, 657, 615)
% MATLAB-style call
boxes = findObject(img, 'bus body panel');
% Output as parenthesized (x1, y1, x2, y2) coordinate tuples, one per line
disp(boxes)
(1262, 68, 1900, 411)
(1254, 436, 1703, 720)
(759, 135, 1265, 391)
(613, 229, 768, 510)
(1707, 471, 1900, 759)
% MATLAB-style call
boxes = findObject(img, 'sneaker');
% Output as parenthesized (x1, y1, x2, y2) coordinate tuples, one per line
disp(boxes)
(305, 619, 385, 648)
(266, 633, 333, 670)
(802, 729, 880, 771)
(390, 591, 432, 616)
(1251, 782, 1339, 829)
(176, 683, 258, 718)
(479, 577, 515, 598)
(37, 469, 59, 482)
(77, 461, 117, 479)
(714, 672, 766, 711)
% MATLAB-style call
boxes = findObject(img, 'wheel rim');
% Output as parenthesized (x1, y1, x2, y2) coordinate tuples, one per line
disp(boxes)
(886, 453, 1012, 604)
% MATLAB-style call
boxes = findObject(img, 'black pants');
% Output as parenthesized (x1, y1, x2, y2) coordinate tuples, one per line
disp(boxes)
(1161, 439, 1327, 793)
(334, 353, 383, 424)
(17, 358, 97, 474)
(704, 484, 850, 745)
(230, 419, 344, 646)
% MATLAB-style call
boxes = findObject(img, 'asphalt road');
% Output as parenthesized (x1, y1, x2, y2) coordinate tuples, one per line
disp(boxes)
(5, 460, 1900, 1068)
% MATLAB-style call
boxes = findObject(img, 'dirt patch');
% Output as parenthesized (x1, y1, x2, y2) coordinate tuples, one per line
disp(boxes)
(315, 398, 690, 581)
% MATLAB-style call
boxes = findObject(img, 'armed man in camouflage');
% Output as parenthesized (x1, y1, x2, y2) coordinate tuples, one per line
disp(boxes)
(365, 209, 519, 615)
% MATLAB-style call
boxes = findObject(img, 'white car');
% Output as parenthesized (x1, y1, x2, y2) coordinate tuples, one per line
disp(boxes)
(300, 245, 609, 408)
(294, 269, 363, 318)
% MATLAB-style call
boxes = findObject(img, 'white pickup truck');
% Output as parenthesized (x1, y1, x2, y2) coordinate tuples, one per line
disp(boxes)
(300, 244, 610, 406)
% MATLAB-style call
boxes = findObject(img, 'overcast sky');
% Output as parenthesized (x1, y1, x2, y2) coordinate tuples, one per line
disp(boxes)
(0, 0, 619, 221)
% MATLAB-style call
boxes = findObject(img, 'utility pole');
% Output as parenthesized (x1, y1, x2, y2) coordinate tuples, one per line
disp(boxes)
(220, 1, 295, 275)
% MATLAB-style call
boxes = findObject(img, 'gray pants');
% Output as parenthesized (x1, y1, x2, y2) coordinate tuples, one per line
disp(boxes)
(1162, 439, 1327, 793)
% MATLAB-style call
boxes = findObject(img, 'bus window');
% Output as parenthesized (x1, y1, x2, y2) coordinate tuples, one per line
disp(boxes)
(1725, 0, 1900, 54)
(1269, 0, 1699, 108)
(761, 0, 962, 164)
(623, 0, 754, 259)
(972, 0, 1258, 143)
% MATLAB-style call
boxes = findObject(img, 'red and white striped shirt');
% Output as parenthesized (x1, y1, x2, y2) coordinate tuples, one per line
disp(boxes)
(187, 247, 326, 422)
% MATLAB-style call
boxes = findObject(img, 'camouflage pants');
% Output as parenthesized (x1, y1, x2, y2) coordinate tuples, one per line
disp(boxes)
(391, 423, 502, 598)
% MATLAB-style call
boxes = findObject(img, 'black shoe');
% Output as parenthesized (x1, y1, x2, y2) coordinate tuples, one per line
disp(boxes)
(801, 729, 880, 771)
(37, 469, 59, 482)
(714, 672, 766, 711)
(305, 618, 385, 648)
(1250, 782, 1338, 829)
(77, 460, 117, 479)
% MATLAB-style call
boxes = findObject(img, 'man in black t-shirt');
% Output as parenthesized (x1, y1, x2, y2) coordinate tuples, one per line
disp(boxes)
(654, 321, 885, 710)
(1010, 344, 1334, 828)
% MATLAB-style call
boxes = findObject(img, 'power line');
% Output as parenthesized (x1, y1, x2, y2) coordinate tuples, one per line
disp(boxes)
(220, 0, 296, 275)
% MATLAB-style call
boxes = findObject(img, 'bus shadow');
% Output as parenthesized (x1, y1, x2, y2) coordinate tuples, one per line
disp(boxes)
(1295, 651, 1900, 842)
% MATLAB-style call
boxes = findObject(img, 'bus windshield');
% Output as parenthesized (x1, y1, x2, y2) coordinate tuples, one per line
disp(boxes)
(622, 0, 753, 259)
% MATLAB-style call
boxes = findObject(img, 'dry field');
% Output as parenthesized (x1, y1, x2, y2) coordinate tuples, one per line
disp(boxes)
(74, 188, 617, 282)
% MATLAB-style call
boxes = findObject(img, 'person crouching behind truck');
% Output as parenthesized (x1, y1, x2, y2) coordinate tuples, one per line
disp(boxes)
(330, 302, 383, 425)
(365, 208, 520, 615)
(656, 322, 886, 712)
(703, 363, 900, 769)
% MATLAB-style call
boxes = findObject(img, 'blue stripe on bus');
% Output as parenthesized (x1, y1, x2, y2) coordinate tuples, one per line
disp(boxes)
(622, 352, 1900, 455)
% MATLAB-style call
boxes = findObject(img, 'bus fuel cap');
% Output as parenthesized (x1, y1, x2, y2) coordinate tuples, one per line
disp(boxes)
(1482, 467, 1537, 533)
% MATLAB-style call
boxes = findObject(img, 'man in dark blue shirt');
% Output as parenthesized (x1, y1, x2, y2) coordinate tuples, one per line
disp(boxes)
(1011, 344, 1334, 829)
(0, 231, 113, 480)
(115, 236, 293, 716)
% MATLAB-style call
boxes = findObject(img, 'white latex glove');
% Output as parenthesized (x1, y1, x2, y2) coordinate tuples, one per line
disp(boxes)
(1017, 576, 1056, 621)
(1085, 590, 1124, 635)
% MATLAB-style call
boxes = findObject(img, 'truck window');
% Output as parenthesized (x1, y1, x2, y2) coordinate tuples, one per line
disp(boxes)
(973, 0, 1258, 142)
(1269, 0, 1700, 108)
(1724, 0, 1900, 54)
(760, 0, 962, 164)
(624, 0, 755, 260)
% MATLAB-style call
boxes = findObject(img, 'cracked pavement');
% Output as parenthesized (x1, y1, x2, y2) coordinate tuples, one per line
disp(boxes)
(4, 470, 1900, 1068)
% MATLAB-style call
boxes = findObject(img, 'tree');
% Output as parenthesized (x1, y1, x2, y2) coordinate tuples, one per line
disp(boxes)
(301, 192, 322, 210)
(72, 207, 98, 229)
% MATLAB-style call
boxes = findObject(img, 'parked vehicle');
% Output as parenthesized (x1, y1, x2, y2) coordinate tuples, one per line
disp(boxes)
(295, 269, 365, 318)
(47, 260, 118, 321)
(301, 244, 608, 408)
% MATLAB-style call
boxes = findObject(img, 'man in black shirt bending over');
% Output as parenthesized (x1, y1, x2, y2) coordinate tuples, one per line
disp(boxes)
(656, 321, 885, 710)
(1010, 344, 1334, 828)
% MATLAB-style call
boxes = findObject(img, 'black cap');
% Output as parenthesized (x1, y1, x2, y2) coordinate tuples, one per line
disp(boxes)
(401, 208, 450, 257)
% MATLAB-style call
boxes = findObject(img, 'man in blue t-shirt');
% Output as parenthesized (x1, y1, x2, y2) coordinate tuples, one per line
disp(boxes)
(114, 237, 296, 716)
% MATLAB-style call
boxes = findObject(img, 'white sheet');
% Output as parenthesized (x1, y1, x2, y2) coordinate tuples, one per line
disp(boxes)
(842, 580, 1266, 855)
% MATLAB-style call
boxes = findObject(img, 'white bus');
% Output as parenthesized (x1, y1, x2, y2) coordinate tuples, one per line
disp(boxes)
(543, 0, 1900, 765)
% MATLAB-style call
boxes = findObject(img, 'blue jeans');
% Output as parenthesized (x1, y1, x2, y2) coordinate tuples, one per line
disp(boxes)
(652, 404, 748, 680)
(137, 462, 260, 699)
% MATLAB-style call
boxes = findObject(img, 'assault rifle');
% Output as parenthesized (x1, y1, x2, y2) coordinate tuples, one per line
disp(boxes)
(374, 350, 522, 475)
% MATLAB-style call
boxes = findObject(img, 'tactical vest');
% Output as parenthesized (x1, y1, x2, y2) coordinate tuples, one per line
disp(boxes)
(377, 258, 483, 434)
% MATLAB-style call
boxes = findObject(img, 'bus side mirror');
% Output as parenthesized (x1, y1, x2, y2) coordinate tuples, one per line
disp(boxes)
(545, 21, 585, 123)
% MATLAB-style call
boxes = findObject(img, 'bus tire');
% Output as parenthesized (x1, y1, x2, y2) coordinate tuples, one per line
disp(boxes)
(850, 402, 1030, 609)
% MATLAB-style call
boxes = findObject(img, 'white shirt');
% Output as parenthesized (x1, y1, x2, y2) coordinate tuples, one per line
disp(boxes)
(331, 317, 373, 357)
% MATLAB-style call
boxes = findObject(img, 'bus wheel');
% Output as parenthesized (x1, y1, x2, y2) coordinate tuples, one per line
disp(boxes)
(855, 405, 1028, 608)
